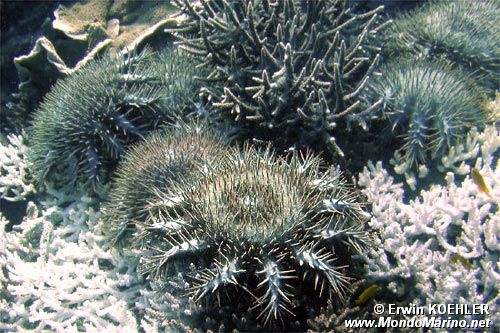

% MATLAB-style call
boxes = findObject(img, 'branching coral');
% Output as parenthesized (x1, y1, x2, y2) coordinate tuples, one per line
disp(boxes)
(384, 0, 500, 94)
(168, 0, 389, 158)
(101, 121, 228, 248)
(360, 59, 488, 177)
(395, 124, 500, 190)
(0, 189, 142, 332)
(129, 146, 371, 328)
(29, 47, 202, 190)
(0, 177, 204, 332)
(4, 1, 498, 331)
(357, 124, 499, 326)
(0, 133, 35, 202)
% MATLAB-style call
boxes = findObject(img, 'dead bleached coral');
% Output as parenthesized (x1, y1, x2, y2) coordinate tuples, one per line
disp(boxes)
(0, 188, 141, 332)
(0, 133, 35, 202)
(0, 183, 208, 332)
(168, 0, 389, 158)
(357, 124, 499, 326)
(392, 124, 499, 191)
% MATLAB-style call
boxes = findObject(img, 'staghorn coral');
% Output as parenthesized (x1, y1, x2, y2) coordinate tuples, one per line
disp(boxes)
(168, 0, 389, 158)
(360, 59, 488, 182)
(0, 133, 35, 202)
(29, 47, 202, 190)
(0, 188, 143, 332)
(384, 0, 500, 94)
(131, 146, 371, 329)
(357, 125, 500, 328)
(101, 121, 228, 248)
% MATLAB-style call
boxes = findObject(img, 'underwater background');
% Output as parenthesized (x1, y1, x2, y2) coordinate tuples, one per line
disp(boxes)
(0, 0, 498, 332)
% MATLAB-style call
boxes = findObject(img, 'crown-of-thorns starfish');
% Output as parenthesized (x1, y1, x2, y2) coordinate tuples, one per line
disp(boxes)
(136, 146, 371, 325)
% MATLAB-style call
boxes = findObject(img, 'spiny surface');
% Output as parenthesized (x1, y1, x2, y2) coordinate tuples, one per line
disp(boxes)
(360, 59, 488, 169)
(168, 0, 389, 158)
(101, 121, 228, 247)
(29, 47, 202, 190)
(384, 0, 500, 94)
(134, 146, 371, 328)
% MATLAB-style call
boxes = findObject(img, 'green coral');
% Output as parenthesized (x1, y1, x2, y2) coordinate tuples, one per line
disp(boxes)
(29, 47, 202, 190)
(168, 0, 389, 158)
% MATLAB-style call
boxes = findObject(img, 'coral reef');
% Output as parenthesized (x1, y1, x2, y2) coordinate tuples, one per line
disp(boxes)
(384, 0, 500, 94)
(133, 145, 371, 328)
(51, 0, 178, 51)
(0, 184, 202, 332)
(168, 0, 389, 158)
(0, 133, 34, 230)
(14, 36, 112, 99)
(394, 123, 500, 191)
(486, 92, 500, 123)
(349, 0, 424, 13)
(29, 47, 202, 190)
(102, 121, 228, 247)
(46, 0, 182, 60)
(1, 0, 498, 331)
(307, 280, 412, 333)
(357, 125, 499, 327)
(360, 59, 488, 178)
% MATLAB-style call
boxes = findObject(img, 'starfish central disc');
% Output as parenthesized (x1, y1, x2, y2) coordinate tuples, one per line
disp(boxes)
(189, 151, 311, 242)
